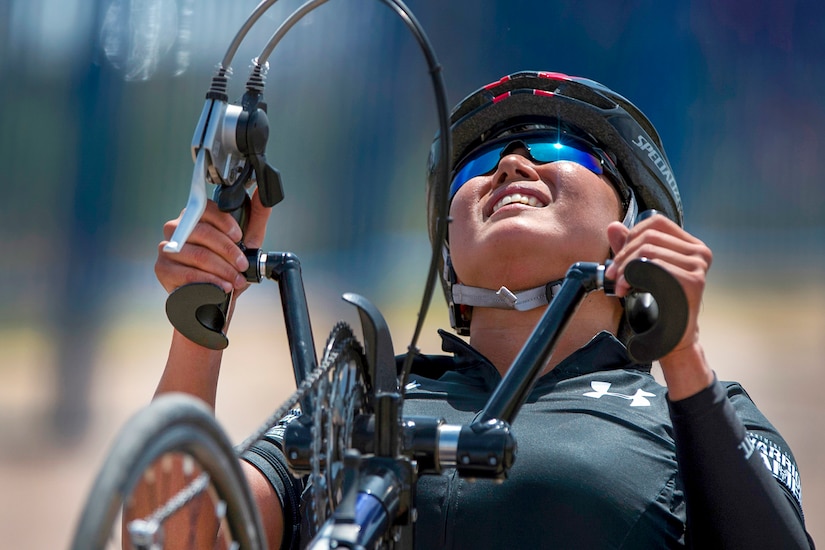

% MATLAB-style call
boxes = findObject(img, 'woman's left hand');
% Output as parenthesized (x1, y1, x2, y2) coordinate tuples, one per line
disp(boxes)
(605, 214, 715, 399)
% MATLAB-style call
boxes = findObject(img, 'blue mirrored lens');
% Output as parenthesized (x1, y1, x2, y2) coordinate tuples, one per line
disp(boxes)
(450, 148, 503, 198)
(449, 139, 604, 199)
(529, 142, 603, 174)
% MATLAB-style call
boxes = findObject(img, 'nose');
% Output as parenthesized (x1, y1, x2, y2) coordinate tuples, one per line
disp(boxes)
(493, 144, 540, 185)
(500, 140, 531, 158)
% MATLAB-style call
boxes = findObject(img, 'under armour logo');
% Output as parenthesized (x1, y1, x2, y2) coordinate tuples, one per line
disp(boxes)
(583, 381, 655, 407)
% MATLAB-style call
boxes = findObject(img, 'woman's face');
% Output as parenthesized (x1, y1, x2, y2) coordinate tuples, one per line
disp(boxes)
(448, 144, 623, 291)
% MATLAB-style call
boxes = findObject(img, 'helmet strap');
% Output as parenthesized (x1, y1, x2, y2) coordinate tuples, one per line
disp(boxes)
(443, 189, 637, 331)
(451, 280, 563, 311)
(621, 187, 639, 228)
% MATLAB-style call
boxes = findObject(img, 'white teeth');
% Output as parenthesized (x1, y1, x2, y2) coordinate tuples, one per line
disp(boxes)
(492, 193, 545, 213)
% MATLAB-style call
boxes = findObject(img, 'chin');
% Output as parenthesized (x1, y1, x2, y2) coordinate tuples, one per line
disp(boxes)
(456, 248, 571, 292)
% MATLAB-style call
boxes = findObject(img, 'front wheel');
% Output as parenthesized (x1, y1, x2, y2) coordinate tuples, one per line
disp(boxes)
(70, 393, 266, 550)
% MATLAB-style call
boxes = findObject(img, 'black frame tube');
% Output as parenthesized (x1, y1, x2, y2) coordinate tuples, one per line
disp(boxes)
(476, 263, 602, 426)
(264, 252, 318, 412)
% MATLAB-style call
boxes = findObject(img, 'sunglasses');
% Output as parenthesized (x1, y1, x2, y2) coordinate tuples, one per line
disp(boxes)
(450, 135, 611, 199)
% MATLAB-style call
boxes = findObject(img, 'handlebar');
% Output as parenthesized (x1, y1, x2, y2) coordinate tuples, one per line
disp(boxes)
(292, 228, 689, 547)
(615, 257, 689, 363)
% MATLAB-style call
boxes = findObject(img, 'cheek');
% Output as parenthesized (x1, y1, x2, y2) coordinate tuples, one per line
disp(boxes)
(446, 198, 474, 276)
(447, 179, 483, 237)
(559, 169, 622, 224)
(592, 178, 624, 226)
(552, 170, 622, 255)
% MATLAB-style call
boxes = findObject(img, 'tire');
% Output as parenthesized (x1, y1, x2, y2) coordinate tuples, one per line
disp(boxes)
(70, 393, 266, 550)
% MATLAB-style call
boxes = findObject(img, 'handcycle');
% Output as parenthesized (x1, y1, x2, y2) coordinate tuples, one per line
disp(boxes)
(70, 1, 689, 548)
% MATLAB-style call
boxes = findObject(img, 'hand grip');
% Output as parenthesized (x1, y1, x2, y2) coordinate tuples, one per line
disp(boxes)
(165, 283, 231, 350)
(164, 190, 251, 350)
(622, 258, 688, 363)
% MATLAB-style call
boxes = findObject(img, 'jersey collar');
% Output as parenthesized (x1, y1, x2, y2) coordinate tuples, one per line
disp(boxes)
(438, 329, 648, 391)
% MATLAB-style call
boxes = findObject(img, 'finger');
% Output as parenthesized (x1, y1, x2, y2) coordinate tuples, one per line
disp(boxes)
(607, 215, 684, 280)
(606, 222, 630, 279)
(156, 241, 247, 293)
(615, 231, 709, 270)
(612, 245, 709, 295)
(157, 207, 249, 291)
(162, 202, 243, 244)
(155, 261, 237, 294)
(611, 218, 709, 273)
(162, 208, 189, 240)
(201, 200, 244, 243)
(610, 232, 711, 298)
(189, 219, 248, 264)
(243, 188, 273, 249)
(611, 247, 708, 297)
(165, 231, 246, 281)
(632, 214, 702, 248)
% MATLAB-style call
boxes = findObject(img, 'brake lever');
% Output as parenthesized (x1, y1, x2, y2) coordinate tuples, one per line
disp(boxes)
(163, 148, 210, 254)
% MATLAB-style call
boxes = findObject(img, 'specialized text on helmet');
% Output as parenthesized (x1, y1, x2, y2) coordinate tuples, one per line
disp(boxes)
(631, 135, 677, 190)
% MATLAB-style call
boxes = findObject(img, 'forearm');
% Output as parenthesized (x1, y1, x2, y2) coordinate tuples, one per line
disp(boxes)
(669, 378, 812, 548)
(155, 329, 225, 408)
(131, 330, 234, 550)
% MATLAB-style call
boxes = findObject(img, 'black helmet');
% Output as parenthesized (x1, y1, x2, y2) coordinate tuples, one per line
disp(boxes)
(426, 71, 683, 334)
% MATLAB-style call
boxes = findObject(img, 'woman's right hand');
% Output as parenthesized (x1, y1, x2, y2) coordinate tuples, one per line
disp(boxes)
(155, 189, 272, 295)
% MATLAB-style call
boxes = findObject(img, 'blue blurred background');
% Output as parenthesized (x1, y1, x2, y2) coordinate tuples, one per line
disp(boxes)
(1, 0, 823, 546)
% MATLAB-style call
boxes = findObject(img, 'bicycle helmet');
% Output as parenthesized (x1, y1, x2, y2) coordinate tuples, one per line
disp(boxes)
(426, 71, 683, 335)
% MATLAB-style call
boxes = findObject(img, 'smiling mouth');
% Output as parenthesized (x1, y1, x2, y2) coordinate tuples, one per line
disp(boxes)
(491, 192, 547, 214)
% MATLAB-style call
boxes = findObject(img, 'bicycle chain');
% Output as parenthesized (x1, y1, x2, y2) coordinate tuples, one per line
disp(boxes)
(310, 365, 329, 529)
(133, 342, 343, 535)
(308, 323, 367, 531)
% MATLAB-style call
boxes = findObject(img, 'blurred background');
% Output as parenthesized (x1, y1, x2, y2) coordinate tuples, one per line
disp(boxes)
(1, 0, 823, 546)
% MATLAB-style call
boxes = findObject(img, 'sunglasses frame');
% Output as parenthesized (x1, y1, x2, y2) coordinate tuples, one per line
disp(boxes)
(449, 132, 623, 200)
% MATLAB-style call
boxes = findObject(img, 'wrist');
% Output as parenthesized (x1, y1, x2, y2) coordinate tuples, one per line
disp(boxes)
(659, 341, 715, 401)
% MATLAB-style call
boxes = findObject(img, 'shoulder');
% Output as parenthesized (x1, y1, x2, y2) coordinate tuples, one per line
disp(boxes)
(400, 351, 462, 381)
(397, 329, 499, 383)
(719, 380, 780, 432)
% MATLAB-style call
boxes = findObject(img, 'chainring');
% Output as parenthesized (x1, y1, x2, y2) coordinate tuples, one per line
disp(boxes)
(308, 322, 370, 531)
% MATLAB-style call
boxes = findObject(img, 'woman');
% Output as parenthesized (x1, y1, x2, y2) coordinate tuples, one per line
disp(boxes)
(154, 71, 813, 548)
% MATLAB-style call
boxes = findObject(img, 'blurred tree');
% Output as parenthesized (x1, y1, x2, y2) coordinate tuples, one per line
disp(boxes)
(51, 0, 123, 442)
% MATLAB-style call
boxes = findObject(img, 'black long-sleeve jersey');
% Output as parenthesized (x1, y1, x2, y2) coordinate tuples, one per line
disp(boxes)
(244, 331, 814, 549)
